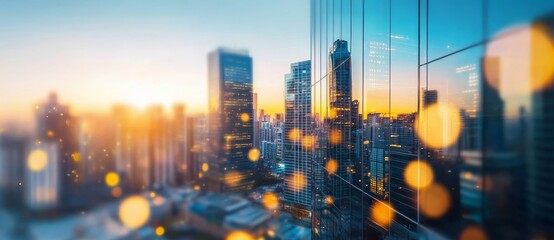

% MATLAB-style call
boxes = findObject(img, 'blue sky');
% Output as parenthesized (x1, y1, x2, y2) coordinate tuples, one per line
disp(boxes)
(0, 0, 310, 124)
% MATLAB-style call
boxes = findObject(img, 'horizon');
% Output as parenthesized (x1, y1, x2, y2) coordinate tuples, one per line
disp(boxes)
(0, 0, 311, 126)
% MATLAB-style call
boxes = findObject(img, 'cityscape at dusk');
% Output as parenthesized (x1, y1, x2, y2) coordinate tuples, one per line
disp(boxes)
(2, 0, 554, 240)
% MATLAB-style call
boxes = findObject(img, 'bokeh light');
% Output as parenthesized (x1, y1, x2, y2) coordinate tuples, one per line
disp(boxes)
(371, 201, 395, 227)
(460, 225, 488, 240)
(263, 192, 279, 210)
(420, 183, 451, 218)
(485, 23, 554, 95)
(326, 159, 338, 175)
(105, 172, 120, 187)
(301, 135, 315, 150)
(416, 103, 463, 149)
(325, 195, 334, 206)
(226, 231, 254, 240)
(329, 129, 342, 145)
(240, 113, 250, 122)
(224, 171, 243, 187)
(248, 148, 260, 162)
(288, 128, 302, 142)
(404, 160, 434, 189)
(71, 152, 81, 162)
(27, 149, 48, 172)
(118, 195, 150, 229)
(111, 187, 122, 198)
(288, 171, 307, 192)
(155, 226, 165, 236)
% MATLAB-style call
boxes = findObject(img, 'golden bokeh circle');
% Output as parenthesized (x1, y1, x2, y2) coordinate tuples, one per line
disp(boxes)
(263, 192, 279, 210)
(155, 226, 165, 236)
(226, 231, 254, 240)
(301, 135, 315, 150)
(485, 23, 554, 94)
(326, 159, 338, 175)
(27, 149, 48, 172)
(416, 103, 463, 149)
(105, 172, 120, 187)
(329, 129, 342, 145)
(248, 148, 260, 162)
(118, 195, 150, 229)
(288, 128, 302, 142)
(371, 201, 395, 227)
(202, 163, 209, 172)
(288, 171, 307, 192)
(404, 160, 434, 189)
(240, 113, 250, 122)
(459, 225, 488, 240)
(420, 183, 451, 218)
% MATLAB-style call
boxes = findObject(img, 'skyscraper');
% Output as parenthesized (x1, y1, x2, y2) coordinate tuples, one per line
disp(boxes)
(207, 47, 255, 193)
(35, 93, 80, 209)
(283, 60, 312, 221)
(323, 39, 354, 239)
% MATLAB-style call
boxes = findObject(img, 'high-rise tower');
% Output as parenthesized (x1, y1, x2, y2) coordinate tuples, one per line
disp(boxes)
(207, 48, 255, 193)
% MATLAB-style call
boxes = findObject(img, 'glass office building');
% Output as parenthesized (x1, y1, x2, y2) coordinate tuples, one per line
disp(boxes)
(207, 48, 255, 193)
(311, 0, 554, 239)
(283, 60, 313, 221)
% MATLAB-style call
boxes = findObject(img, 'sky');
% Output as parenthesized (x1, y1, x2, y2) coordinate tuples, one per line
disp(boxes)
(0, 0, 310, 125)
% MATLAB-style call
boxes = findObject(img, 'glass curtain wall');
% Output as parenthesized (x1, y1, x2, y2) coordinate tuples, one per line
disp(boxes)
(311, 0, 554, 239)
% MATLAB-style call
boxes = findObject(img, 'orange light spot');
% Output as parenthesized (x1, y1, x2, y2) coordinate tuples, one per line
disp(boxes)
(72, 152, 81, 162)
(248, 148, 260, 162)
(416, 103, 462, 149)
(155, 226, 165, 236)
(404, 160, 434, 189)
(325, 195, 334, 206)
(105, 172, 120, 187)
(329, 109, 337, 119)
(224, 171, 243, 187)
(263, 192, 279, 210)
(460, 225, 488, 240)
(226, 231, 254, 240)
(420, 183, 451, 218)
(326, 159, 338, 175)
(288, 128, 302, 142)
(119, 195, 150, 229)
(329, 129, 342, 145)
(240, 113, 250, 122)
(288, 171, 307, 192)
(111, 187, 122, 198)
(371, 201, 395, 227)
(301, 135, 315, 150)
(27, 149, 48, 172)
(485, 23, 554, 95)
(530, 24, 554, 91)
(463, 171, 473, 179)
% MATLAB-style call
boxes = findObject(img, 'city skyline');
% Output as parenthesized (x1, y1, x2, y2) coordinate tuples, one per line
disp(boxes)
(0, 0, 310, 126)
(2, 1, 554, 240)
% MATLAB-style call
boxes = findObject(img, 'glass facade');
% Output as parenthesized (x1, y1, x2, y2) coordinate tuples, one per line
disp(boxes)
(311, 0, 554, 239)
(208, 48, 255, 193)
(283, 60, 313, 221)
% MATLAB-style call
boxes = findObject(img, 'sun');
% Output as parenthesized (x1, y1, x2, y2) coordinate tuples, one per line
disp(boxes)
(125, 86, 154, 109)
